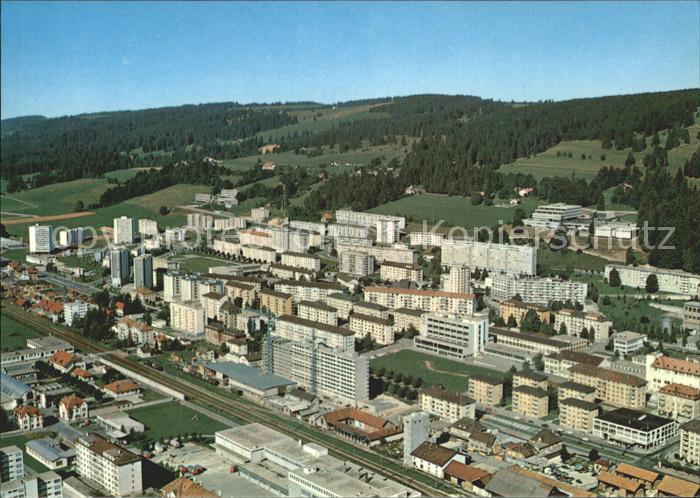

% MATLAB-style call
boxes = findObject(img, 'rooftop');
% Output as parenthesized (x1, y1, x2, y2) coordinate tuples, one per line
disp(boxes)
(353, 300, 388, 311)
(559, 398, 599, 411)
(514, 370, 548, 382)
(598, 471, 641, 493)
(680, 418, 700, 434)
(651, 355, 700, 376)
(513, 385, 547, 397)
(615, 463, 659, 483)
(547, 350, 606, 367)
(278, 314, 355, 336)
(365, 286, 475, 299)
(657, 475, 700, 498)
(350, 312, 392, 326)
(78, 434, 139, 465)
(104, 379, 140, 394)
(595, 408, 674, 432)
(410, 442, 456, 466)
(658, 382, 700, 400)
(421, 386, 475, 406)
(569, 363, 647, 387)
(205, 362, 295, 391)
(559, 381, 597, 394)
(298, 300, 337, 312)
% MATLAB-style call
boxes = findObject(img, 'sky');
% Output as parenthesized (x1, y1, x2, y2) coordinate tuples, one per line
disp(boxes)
(1, 1, 698, 119)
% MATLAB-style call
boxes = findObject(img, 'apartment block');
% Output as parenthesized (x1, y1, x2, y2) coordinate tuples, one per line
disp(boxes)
(275, 315, 355, 352)
(380, 262, 423, 282)
(682, 301, 700, 330)
(352, 301, 388, 319)
(241, 244, 277, 264)
(280, 252, 321, 272)
(559, 398, 599, 432)
(289, 220, 326, 237)
(269, 263, 314, 281)
(133, 254, 153, 289)
(328, 223, 369, 240)
(113, 317, 155, 345)
(138, 219, 158, 237)
(325, 293, 354, 320)
(440, 265, 472, 294)
(212, 239, 240, 257)
(441, 239, 537, 275)
(468, 376, 504, 406)
(558, 381, 597, 402)
(296, 301, 338, 326)
(646, 354, 700, 394)
(200, 291, 227, 320)
(259, 289, 293, 317)
(543, 350, 605, 378)
(679, 419, 700, 465)
(489, 328, 588, 357)
(407, 231, 446, 248)
(1, 446, 24, 482)
(513, 370, 548, 390)
(605, 264, 700, 296)
(349, 313, 394, 345)
(63, 300, 93, 327)
(336, 242, 417, 264)
(275, 280, 344, 302)
(419, 386, 476, 422)
(414, 312, 488, 360)
(512, 385, 549, 418)
(169, 300, 205, 334)
(491, 274, 587, 306)
(335, 210, 406, 231)
(113, 216, 135, 245)
(569, 363, 647, 410)
(224, 280, 258, 306)
(339, 251, 374, 276)
(553, 308, 612, 341)
(376, 219, 400, 244)
(500, 300, 550, 327)
(391, 308, 425, 335)
(186, 213, 213, 230)
(613, 331, 646, 355)
(75, 434, 142, 496)
(364, 287, 476, 315)
(657, 383, 700, 422)
(593, 408, 677, 450)
(238, 229, 271, 247)
(110, 247, 129, 286)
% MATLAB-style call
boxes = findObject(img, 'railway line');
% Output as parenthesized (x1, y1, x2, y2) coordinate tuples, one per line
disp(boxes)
(2, 304, 459, 496)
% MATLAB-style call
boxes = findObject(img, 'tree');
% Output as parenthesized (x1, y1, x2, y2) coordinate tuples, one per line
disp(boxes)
(596, 192, 605, 210)
(521, 310, 542, 332)
(74, 200, 85, 212)
(506, 315, 518, 328)
(559, 323, 568, 335)
(159, 205, 169, 216)
(588, 448, 600, 461)
(625, 247, 636, 265)
(645, 274, 659, 293)
(609, 268, 621, 287)
(533, 354, 544, 371)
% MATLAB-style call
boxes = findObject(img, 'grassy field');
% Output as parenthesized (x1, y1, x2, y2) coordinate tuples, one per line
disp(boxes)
(598, 294, 682, 333)
(103, 167, 161, 182)
(173, 255, 234, 273)
(370, 350, 505, 392)
(537, 248, 608, 273)
(126, 401, 227, 442)
(0, 434, 51, 473)
(0, 179, 111, 216)
(370, 194, 542, 230)
(1, 311, 41, 352)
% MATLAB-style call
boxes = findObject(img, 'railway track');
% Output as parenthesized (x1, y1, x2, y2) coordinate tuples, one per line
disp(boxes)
(2, 304, 458, 496)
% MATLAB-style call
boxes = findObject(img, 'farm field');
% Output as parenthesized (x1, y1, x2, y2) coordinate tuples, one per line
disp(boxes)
(369, 194, 542, 230)
(126, 401, 227, 443)
(0, 178, 111, 217)
(369, 350, 505, 392)
(1, 311, 41, 352)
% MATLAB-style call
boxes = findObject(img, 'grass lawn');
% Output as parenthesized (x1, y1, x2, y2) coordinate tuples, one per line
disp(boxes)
(370, 350, 505, 392)
(1, 311, 42, 352)
(537, 249, 608, 273)
(174, 255, 234, 273)
(570, 273, 668, 296)
(0, 179, 111, 217)
(370, 194, 542, 230)
(103, 167, 160, 182)
(598, 294, 682, 333)
(0, 434, 51, 473)
(141, 389, 168, 402)
(57, 255, 102, 272)
(1, 247, 29, 263)
(126, 401, 227, 442)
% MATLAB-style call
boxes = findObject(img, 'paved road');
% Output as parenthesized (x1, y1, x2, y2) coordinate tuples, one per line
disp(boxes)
(40, 272, 101, 296)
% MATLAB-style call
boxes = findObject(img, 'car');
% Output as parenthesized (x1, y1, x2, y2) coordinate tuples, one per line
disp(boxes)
(582, 437, 590, 442)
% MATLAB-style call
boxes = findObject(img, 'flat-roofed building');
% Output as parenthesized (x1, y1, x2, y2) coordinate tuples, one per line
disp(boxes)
(224, 280, 258, 306)
(212, 239, 240, 257)
(440, 265, 472, 294)
(553, 309, 612, 341)
(500, 300, 550, 327)
(352, 301, 388, 319)
(646, 354, 700, 394)
(468, 375, 504, 406)
(380, 262, 423, 283)
(241, 244, 276, 264)
(407, 231, 446, 248)
(335, 210, 406, 231)
(657, 383, 700, 422)
(512, 385, 549, 418)
(269, 263, 314, 281)
(339, 251, 374, 276)
(441, 240, 537, 275)
(170, 300, 205, 334)
(558, 381, 597, 402)
(544, 350, 606, 378)
(28, 224, 54, 253)
(391, 308, 425, 335)
(376, 218, 400, 244)
(593, 408, 677, 450)
(325, 293, 353, 320)
(490, 327, 588, 356)
(570, 363, 647, 409)
(204, 362, 295, 401)
(513, 370, 548, 390)
(491, 274, 587, 306)
(526, 203, 583, 228)
(613, 331, 646, 355)
(328, 223, 369, 240)
(559, 398, 599, 432)
(200, 291, 227, 321)
(349, 313, 393, 345)
(336, 242, 417, 265)
(75, 434, 141, 496)
(280, 252, 321, 272)
(275, 280, 344, 302)
(364, 287, 476, 315)
(683, 301, 700, 330)
(1, 445, 24, 482)
(275, 315, 354, 352)
(605, 264, 700, 296)
(679, 418, 700, 465)
(296, 300, 338, 326)
(259, 289, 293, 317)
(419, 386, 475, 422)
(414, 312, 488, 359)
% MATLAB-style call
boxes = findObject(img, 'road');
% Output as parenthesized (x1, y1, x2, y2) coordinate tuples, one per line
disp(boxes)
(2, 304, 461, 497)
(40, 272, 102, 296)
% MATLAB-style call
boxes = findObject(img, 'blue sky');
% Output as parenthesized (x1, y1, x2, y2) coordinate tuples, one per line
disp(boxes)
(1, 1, 698, 119)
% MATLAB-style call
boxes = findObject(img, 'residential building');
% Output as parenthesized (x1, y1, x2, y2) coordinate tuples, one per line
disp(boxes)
(379, 261, 423, 282)
(682, 301, 700, 330)
(376, 219, 400, 244)
(339, 251, 374, 276)
(559, 398, 599, 432)
(679, 418, 700, 465)
(275, 280, 344, 302)
(186, 213, 213, 230)
(75, 434, 142, 496)
(259, 289, 293, 317)
(170, 300, 205, 334)
(468, 376, 504, 406)
(391, 308, 425, 335)
(320, 408, 402, 447)
(441, 239, 537, 275)
(296, 301, 337, 326)
(414, 312, 488, 359)
(613, 331, 646, 355)
(113, 216, 135, 245)
(512, 386, 549, 418)
(605, 264, 700, 296)
(200, 291, 227, 321)
(657, 383, 700, 422)
(250, 206, 269, 221)
(364, 287, 476, 315)
(58, 395, 88, 423)
(569, 363, 647, 409)
(238, 228, 270, 247)
(352, 301, 388, 319)
(269, 263, 314, 281)
(110, 247, 129, 286)
(489, 327, 588, 357)
(403, 412, 429, 465)
(224, 279, 258, 307)
(28, 224, 54, 254)
(103, 380, 141, 399)
(410, 442, 456, 479)
(132, 255, 153, 289)
(335, 210, 406, 231)
(56, 227, 89, 248)
(211, 238, 240, 257)
(553, 308, 612, 341)
(440, 265, 472, 294)
(14, 405, 44, 431)
(336, 242, 417, 264)
(113, 317, 155, 345)
(491, 274, 587, 306)
(500, 300, 550, 327)
(593, 408, 677, 450)
(63, 301, 92, 327)
(657, 475, 700, 498)
(276, 315, 354, 351)
(558, 381, 597, 402)
(325, 293, 353, 320)
(328, 223, 369, 240)
(137, 219, 158, 237)
(407, 231, 446, 248)
(240, 244, 276, 264)
(279, 252, 321, 272)
(349, 313, 394, 345)
(419, 386, 475, 422)
(289, 220, 326, 237)
(1, 446, 24, 483)
(544, 350, 605, 378)
(161, 477, 216, 498)
(513, 370, 548, 390)
(646, 354, 700, 393)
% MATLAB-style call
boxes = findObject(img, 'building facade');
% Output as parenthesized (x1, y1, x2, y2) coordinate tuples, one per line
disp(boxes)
(75, 435, 142, 496)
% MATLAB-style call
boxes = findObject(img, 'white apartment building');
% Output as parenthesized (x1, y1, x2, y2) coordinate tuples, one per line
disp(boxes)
(250, 206, 269, 221)
(325, 293, 354, 320)
(646, 354, 700, 393)
(1, 446, 24, 483)
(328, 223, 369, 240)
(392, 308, 426, 334)
(524, 203, 583, 229)
(113, 317, 155, 345)
(553, 309, 612, 341)
(679, 419, 700, 465)
(491, 274, 588, 306)
(605, 264, 700, 296)
(683, 301, 700, 331)
(289, 220, 326, 237)
(419, 386, 476, 422)
(186, 213, 213, 230)
(336, 242, 417, 264)
(657, 384, 700, 423)
(241, 244, 277, 264)
(335, 210, 406, 231)
(29, 224, 54, 254)
(213, 216, 246, 231)
(441, 240, 537, 275)
(441, 265, 472, 294)
(559, 398, 599, 432)
(164, 272, 224, 302)
(340, 251, 375, 276)
(280, 252, 321, 272)
(592, 408, 677, 450)
(349, 313, 394, 345)
(376, 219, 400, 244)
(169, 300, 205, 335)
(269, 263, 314, 281)
(200, 291, 227, 321)
(275, 280, 344, 302)
(56, 227, 89, 248)
(364, 287, 476, 315)
(75, 434, 142, 497)
(137, 219, 158, 237)
(353, 301, 389, 319)
(407, 231, 446, 248)
(297, 301, 338, 326)
(380, 261, 423, 282)
(238, 229, 271, 247)
(613, 331, 646, 355)
(212, 238, 240, 256)
(113, 216, 135, 245)
(268, 226, 310, 253)
(63, 301, 93, 327)
(275, 315, 355, 352)
(414, 312, 488, 359)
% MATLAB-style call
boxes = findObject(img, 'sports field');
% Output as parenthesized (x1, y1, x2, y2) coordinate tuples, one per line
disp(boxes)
(126, 401, 227, 442)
